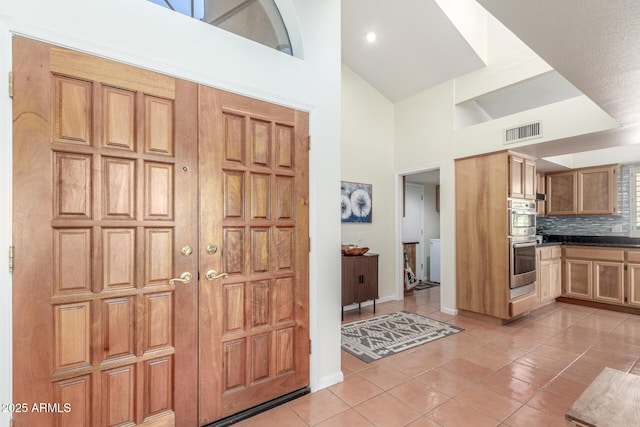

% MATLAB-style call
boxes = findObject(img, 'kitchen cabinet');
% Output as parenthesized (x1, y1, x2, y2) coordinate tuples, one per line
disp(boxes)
(563, 246, 625, 304)
(510, 292, 537, 317)
(456, 150, 536, 321)
(565, 259, 592, 299)
(545, 165, 618, 215)
(536, 245, 562, 306)
(509, 154, 536, 200)
(536, 172, 546, 216)
(342, 254, 378, 316)
(578, 166, 618, 215)
(593, 261, 624, 304)
(627, 251, 640, 307)
(546, 171, 577, 215)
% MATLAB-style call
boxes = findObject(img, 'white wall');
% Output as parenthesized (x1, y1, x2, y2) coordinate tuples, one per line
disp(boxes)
(0, 0, 343, 421)
(341, 65, 397, 301)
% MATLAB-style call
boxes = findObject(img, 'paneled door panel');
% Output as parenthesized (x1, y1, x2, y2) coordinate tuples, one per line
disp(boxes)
(12, 37, 199, 426)
(198, 87, 309, 424)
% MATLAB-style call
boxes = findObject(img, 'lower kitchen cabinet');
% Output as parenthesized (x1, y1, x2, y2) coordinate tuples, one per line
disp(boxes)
(627, 251, 640, 307)
(342, 254, 379, 316)
(563, 246, 627, 305)
(536, 245, 562, 306)
(565, 258, 593, 299)
(593, 261, 624, 304)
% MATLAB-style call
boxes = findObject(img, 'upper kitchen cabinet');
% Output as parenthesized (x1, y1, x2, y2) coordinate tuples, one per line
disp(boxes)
(579, 166, 618, 215)
(509, 154, 537, 200)
(546, 171, 577, 215)
(546, 165, 618, 215)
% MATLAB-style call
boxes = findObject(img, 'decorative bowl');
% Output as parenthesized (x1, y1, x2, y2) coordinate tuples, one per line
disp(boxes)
(341, 244, 354, 253)
(343, 246, 369, 256)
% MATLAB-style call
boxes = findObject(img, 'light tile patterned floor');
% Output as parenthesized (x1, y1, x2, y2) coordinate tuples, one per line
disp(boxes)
(237, 287, 640, 426)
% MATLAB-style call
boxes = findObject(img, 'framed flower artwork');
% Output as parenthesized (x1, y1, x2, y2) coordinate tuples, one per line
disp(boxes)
(341, 181, 372, 223)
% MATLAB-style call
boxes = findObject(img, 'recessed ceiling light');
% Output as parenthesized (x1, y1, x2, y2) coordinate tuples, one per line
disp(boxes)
(366, 32, 377, 43)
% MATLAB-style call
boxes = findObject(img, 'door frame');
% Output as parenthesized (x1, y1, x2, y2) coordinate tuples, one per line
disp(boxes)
(0, 22, 14, 421)
(396, 165, 442, 301)
(0, 21, 335, 420)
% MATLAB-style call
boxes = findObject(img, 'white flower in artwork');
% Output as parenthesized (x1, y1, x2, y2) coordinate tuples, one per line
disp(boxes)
(341, 194, 352, 219)
(350, 189, 371, 218)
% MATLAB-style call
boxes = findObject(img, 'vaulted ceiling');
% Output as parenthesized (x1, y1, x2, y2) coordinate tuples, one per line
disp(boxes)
(341, 0, 640, 168)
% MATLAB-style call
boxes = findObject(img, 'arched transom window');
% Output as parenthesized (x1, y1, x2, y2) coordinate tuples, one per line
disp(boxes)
(148, 0, 293, 55)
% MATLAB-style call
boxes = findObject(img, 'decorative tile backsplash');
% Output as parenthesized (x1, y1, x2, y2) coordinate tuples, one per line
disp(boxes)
(536, 162, 639, 237)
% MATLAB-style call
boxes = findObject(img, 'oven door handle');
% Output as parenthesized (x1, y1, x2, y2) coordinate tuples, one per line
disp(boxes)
(512, 241, 537, 248)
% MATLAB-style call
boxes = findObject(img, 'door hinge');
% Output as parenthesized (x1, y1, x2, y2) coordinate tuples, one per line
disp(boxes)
(8, 71, 13, 98)
(307, 136, 311, 151)
(9, 246, 14, 273)
(308, 237, 311, 252)
(309, 339, 312, 354)
(9, 417, 14, 427)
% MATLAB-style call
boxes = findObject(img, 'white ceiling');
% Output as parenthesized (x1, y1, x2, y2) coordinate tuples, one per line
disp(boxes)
(341, 0, 485, 103)
(478, 0, 640, 161)
(341, 0, 640, 170)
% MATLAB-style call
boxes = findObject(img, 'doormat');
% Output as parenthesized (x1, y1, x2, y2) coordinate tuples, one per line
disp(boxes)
(341, 311, 463, 363)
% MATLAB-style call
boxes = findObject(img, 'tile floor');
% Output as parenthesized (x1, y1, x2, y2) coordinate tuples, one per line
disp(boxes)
(237, 286, 640, 426)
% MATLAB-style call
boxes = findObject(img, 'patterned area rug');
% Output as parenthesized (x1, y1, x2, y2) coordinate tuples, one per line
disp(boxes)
(415, 281, 439, 290)
(341, 311, 463, 363)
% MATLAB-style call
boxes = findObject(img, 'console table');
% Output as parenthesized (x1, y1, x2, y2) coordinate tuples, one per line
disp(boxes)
(341, 253, 379, 320)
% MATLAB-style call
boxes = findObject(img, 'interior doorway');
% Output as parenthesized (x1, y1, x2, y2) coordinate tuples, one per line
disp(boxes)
(401, 169, 441, 287)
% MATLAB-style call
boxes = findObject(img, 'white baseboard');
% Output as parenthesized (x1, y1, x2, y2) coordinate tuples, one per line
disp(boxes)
(441, 306, 458, 316)
(311, 371, 344, 393)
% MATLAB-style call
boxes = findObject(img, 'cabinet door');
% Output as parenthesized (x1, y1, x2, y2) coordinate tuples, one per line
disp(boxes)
(628, 263, 640, 307)
(594, 261, 624, 303)
(565, 259, 592, 298)
(536, 172, 546, 215)
(547, 172, 577, 215)
(509, 155, 525, 198)
(550, 258, 562, 299)
(341, 256, 357, 305)
(358, 255, 379, 302)
(578, 166, 617, 215)
(524, 159, 537, 200)
(538, 259, 552, 305)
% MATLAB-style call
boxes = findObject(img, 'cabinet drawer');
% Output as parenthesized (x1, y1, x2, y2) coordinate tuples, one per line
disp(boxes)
(539, 245, 561, 260)
(510, 292, 537, 317)
(564, 246, 624, 262)
(628, 251, 640, 263)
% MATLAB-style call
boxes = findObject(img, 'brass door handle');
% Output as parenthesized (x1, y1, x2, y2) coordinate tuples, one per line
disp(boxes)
(169, 272, 193, 285)
(206, 270, 229, 280)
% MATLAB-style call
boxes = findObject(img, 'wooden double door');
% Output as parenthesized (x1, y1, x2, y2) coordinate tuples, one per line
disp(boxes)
(12, 36, 309, 426)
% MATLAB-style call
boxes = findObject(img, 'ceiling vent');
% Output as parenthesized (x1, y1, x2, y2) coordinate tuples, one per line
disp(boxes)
(504, 121, 542, 144)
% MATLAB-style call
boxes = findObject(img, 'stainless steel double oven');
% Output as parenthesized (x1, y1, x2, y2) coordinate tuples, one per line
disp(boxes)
(508, 199, 537, 298)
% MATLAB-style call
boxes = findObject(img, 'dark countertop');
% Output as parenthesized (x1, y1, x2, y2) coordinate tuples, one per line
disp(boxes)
(539, 235, 640, 248)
